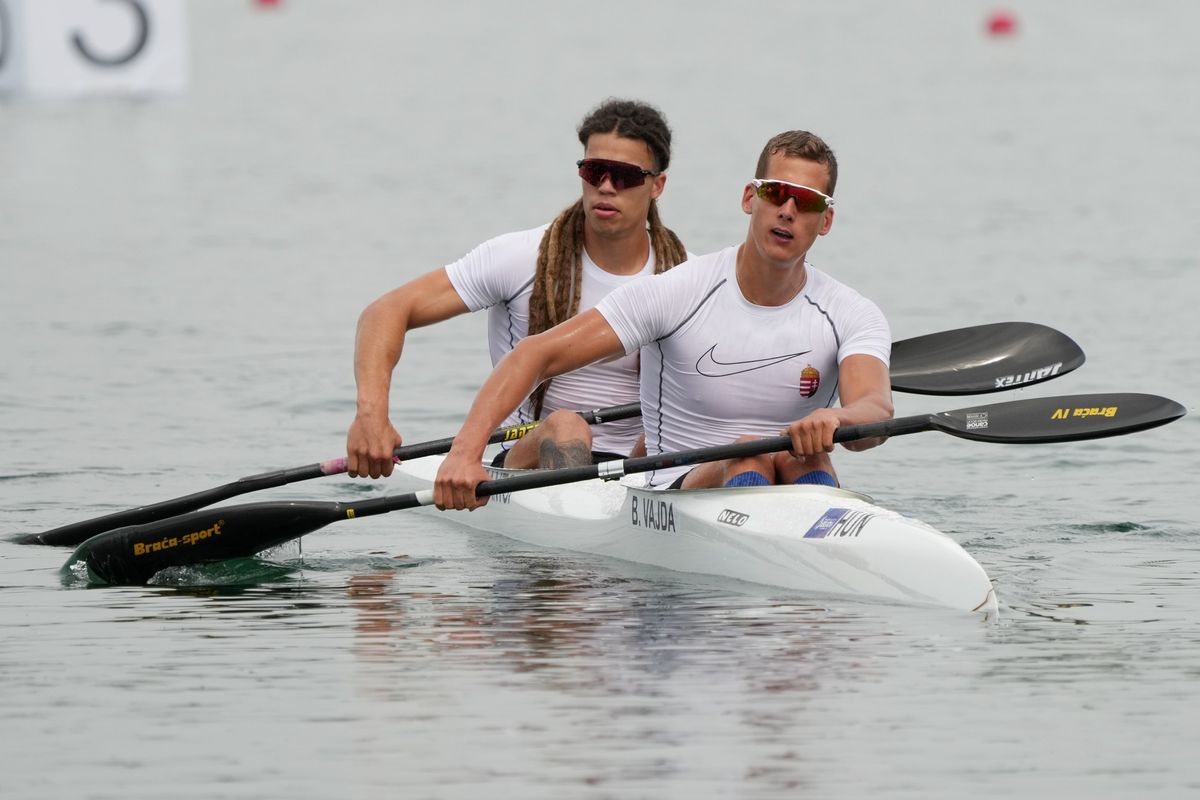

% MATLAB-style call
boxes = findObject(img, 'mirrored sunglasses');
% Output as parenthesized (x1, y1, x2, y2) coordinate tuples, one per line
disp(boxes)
(751, 179, 834, 213)
(577, 158, 660, 190)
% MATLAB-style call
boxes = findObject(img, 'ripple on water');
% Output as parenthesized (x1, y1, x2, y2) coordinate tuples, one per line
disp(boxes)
(1064, 520, 1154, 534)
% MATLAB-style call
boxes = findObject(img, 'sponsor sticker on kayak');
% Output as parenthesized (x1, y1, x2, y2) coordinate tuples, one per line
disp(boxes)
(804, 508, 874, 539)
(717, 509, 749, 527)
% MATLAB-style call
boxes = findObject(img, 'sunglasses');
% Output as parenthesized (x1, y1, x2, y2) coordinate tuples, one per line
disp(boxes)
(751, 179, 835, 213)
(577, 158, 660, 190)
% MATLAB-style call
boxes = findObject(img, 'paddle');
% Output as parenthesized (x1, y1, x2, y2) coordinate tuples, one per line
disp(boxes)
(889, 321, 1084, 395)
(18, 402, 639, 548)
(66, 392, 1183, 586)
(26, 320, 1084, 548)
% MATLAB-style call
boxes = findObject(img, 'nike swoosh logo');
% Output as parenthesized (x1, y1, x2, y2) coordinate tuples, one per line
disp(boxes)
(695, 344, 812, 377)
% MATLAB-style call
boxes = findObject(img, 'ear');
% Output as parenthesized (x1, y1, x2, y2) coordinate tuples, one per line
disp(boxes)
(741, 183, 756, 215)
(818, 207, 835, 235)
(650, 172, 666, 201)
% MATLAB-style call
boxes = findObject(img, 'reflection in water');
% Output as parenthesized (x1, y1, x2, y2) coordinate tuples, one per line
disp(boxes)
(336, 550, 998, 792)
(348, 571, 404, 637)
(348, 560, 619, 675)
(344, 551, 963, 695)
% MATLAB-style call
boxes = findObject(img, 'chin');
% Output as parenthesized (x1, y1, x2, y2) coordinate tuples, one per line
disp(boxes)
(591, 219, 628, 237)
(757, 242, 800, 266)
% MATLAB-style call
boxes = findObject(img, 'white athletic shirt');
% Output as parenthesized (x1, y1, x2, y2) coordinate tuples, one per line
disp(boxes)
(445, 224, 657, 456)
(596, 245, 891, 486)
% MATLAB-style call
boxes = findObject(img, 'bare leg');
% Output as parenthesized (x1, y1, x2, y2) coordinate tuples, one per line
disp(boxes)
(774, 451, 838, 485)
(502, 409, 596, 469)
(679, 436, 774, 488)
(538, 439, 593, 468)
(680, 437, 838, 488)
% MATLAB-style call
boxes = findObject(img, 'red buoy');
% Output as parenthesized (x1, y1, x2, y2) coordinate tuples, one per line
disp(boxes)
(986, 10, 1018, 36)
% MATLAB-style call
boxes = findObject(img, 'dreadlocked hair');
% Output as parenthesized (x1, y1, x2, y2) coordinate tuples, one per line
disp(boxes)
(525, 100, 687, 419)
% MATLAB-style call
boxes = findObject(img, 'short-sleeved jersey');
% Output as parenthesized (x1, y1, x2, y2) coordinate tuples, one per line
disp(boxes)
(445, 225, 656, 456)
(596, 245, 891, 486)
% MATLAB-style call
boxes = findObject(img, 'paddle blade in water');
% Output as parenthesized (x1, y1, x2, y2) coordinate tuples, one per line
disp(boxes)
(65, 501, 348, 585)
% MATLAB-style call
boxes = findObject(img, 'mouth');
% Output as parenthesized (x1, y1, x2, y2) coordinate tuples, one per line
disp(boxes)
(593, 202, 619, 218)
(770, 226, 794, 242)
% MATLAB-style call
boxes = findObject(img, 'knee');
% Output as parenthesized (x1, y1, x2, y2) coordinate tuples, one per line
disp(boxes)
(728, 435, 774, 475)
(540, 409, 592, 441)
(776, 451, 837, 485)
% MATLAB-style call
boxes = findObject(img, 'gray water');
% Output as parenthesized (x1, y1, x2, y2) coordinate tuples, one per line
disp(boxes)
(3, 2, 1199, 797)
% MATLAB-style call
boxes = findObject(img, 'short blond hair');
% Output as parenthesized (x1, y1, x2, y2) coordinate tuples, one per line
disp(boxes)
(755, 131, 838, 195)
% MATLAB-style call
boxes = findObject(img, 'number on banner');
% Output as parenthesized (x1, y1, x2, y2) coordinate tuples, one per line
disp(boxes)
(0, 0, 187, 97)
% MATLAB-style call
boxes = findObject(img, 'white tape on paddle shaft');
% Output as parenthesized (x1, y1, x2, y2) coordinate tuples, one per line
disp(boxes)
(597, 460, 626, 480)
(415, 489, 435, 507)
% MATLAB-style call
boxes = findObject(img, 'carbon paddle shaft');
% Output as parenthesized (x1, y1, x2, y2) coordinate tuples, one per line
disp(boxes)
(24, 403, 643, 546)
(24, 463, 330, 548)
(450, 394, 1186, 496)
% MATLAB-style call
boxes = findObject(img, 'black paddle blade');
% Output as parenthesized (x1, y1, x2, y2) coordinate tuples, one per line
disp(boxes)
(65, 501, 348, 585)
(931, 393, 1186, 444)
(890, 322, 1085, 395)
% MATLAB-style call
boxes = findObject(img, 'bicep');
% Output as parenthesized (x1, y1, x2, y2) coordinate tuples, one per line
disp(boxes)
(367, 269, 470, 331)
(838, 353, 893, 410)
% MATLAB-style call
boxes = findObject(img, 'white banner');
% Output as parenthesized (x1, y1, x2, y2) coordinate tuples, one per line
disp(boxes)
(0, 0, 187, 97)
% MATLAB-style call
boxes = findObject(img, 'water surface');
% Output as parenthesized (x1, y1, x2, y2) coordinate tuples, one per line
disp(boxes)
(2, 2, 1199, 797)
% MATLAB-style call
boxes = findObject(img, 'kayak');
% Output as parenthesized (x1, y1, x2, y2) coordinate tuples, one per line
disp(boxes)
(394, 455, 999, 615)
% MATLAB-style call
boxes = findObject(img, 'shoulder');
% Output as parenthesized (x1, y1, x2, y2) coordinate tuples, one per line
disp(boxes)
(596, 247, 735, 337)
(806, 265, 881, 311)
(600, 248, 731, 312)
(654, 246, 736, 290)
(804, 265, 889, 333)
(447, 224, 549, 272)
(445, 224, 549, 307)
(804, 265, 890, 358)
(471, 224, 550, 262)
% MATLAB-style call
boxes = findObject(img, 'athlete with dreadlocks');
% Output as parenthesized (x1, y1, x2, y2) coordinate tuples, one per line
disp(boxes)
(346, 99, 688, 479)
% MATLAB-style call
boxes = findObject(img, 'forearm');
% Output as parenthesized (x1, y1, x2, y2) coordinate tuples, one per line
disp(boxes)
(834, 392, 893, 451)
(353, 301, 406, 416)
(829, 354, 893, 451)
(448, 310, 626, 460)
(449, 343, 548, 459)
(835, 392, 893, 426)
(353, 269, 467, 415)
(436, 311, 632, 510)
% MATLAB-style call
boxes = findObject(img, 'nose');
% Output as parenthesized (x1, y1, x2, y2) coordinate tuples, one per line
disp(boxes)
(596, 172, 618, 192)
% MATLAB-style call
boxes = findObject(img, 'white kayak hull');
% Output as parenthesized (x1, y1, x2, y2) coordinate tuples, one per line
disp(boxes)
(395, 457, 998, 615)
